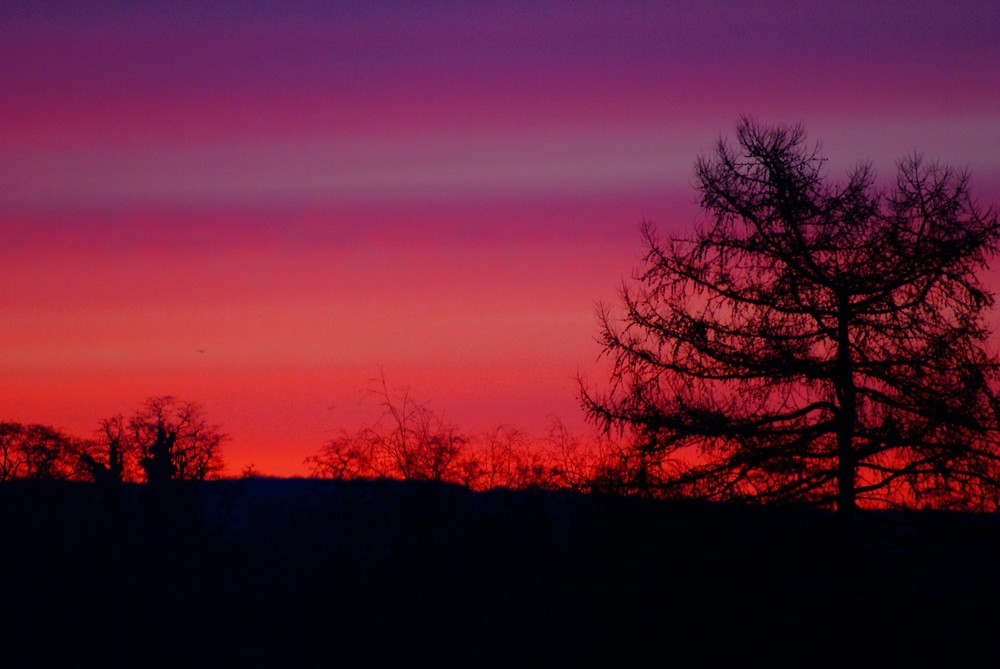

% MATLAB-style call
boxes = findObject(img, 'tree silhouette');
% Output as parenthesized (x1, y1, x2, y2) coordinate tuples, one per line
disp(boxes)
(309, 379, 467, 483)
(306, 432, 374, 481)
(79, 415, 138, 485)
(130, 396, 226, 483)
(0, 422, 24, 480)
(368, 382, 465, 482)
(0, 421, 88, 481)
(305, 377, 601, 489)
(474, 424, 530, 489)
(583, 118, 1000, 514)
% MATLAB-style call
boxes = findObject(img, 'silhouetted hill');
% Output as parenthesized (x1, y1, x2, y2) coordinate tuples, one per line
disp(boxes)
(1, 478, 999, 667)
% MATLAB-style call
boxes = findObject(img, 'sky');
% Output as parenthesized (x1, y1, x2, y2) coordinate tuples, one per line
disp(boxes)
(2, 1, 999, 476)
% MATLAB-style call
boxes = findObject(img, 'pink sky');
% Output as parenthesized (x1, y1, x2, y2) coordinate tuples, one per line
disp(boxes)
(2, 2, 999, 475)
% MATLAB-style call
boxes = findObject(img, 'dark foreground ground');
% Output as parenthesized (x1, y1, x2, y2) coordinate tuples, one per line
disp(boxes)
(2, 478, 999, 668)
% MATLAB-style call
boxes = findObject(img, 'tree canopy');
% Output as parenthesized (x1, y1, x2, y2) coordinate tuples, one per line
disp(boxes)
(583, 118, 1000, 513)
(0, 397, 226, 485)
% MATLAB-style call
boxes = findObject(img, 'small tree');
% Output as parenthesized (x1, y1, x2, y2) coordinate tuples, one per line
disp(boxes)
(473, 425, 528, 490)
(368, 383, 465, 482)
(544, 420, 597, 491)
(306, 432, 374, 480)
(309, 378, 467, 484)
(583, 118, 1000, 513)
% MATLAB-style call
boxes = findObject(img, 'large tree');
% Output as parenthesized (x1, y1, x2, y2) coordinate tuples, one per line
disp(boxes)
(130, 396, 227, 483)
(583, 118, 1000, 513)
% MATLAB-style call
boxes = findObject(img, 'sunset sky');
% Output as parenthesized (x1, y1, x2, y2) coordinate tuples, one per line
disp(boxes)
(3, 2, 999, 476)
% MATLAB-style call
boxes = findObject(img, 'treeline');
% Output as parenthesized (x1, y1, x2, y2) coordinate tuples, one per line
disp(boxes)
(2, 386, 672, 495)
(305, 383, 666, 494)
(0, 396, 225, 485)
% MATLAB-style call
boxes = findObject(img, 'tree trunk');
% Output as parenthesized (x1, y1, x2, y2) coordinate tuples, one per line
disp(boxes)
(835, 294, 858, 517)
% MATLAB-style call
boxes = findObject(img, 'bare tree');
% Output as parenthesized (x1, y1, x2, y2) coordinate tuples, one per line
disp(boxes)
(544, 420, 597, 491)
(21, 424, 67, 479)
(0, 422, 24, 481)
(587, 432, 681, 497)
(0, 421, 101, 482)
(368, 381, 465, 482)
(130, 396, 226, 483)
(473, 424, 528, 490)
(78, 415, 140, 485)
(454, 424, 559, 491)
(583, 118, 1000, 514)
(306, 432, 375, 480)
(26, 424, 97, 480)
(309, 378, 468, 484)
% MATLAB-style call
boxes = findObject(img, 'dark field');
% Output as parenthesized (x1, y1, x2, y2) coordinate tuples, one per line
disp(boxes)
(2, 478, 999, 667)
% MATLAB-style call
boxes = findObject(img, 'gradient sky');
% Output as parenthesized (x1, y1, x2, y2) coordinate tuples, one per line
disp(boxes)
(3, 1, 999, 476)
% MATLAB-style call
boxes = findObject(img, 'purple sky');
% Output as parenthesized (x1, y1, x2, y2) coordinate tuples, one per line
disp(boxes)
(2, 1, 998, 475)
